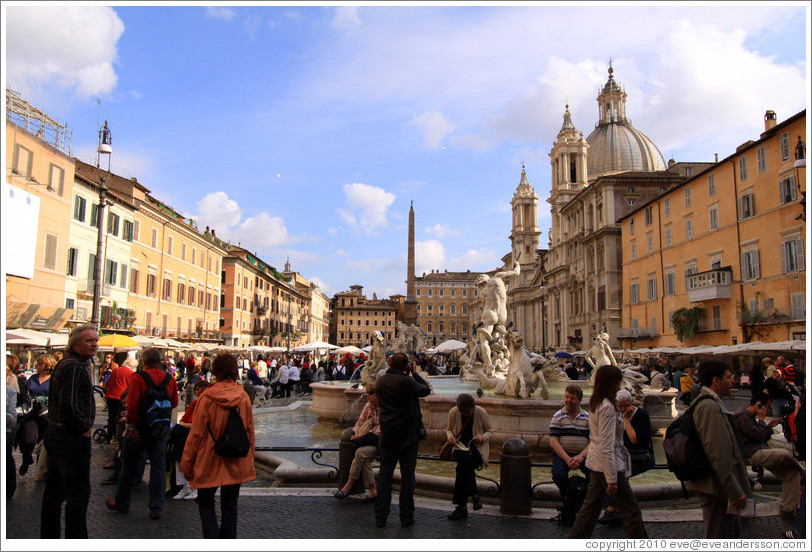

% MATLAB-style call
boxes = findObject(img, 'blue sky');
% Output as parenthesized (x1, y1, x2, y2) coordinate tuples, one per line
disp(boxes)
(4, 3, 809, 300)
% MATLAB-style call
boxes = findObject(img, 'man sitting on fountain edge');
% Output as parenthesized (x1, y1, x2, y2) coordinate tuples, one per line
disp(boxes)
(549, 384, 591, 504)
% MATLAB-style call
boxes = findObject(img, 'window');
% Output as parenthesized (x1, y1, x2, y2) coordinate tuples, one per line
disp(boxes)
(781, 237, 805, 273)
(708, 173, 716, 197)
(439, 289, 444, 297)
(663, 197, 670, 217)
(739, 156, 748, 181)
(122, 220, 134, 242)
(709, 204, 719, 230)
(182, 243, 187, 261)
(712, 305, 722, 330)
(629, 283, 639, 304)
(199, 290, 205, 307)
(763, 298, 775, 311)
(781, 132, 791, 160)
(416, 289, 421, 297)
(462, 289, 467, 297)
(66, 298, 75, 310)
(178, 283, 186, 303)
(191, 248, 196, 265)
(644, 206, 652, 226)
(757, 146, 767, 173)
(151, 228, 158, 248)
(647, 277, 657, 301)
(428, 289, 432, 297)
(119, 263, 128, 288)
(461, 304, 468, 314)
(90, 203, 99, 228)
(630, 241, 636, 260)
(684, 186, 691, 208)
(647, 234, 653, 254)
(12, 144, 33, 176)
(741, 249, 760, 281)
(627, 199, 636, 207)
(780, 175, 797, 204)
(665, 269, 676, 296)
(133, 220, 140, 242)
(47, 163, 65, 196)
(629, 217, 634, 235)
(684, 167, 692, 177)
(87, 253, 96, 280)
(665, 227, 672, 247)
(738, 193, 755, 219)
(163, 279, 172, 301)
(66, 247, 78, 276)
(427, 322, 433, 332)
(685, 218, 693, 240)
(450, 304, 456, 314)
(791, 293, 805, 320)
(105, 259, 118, 285)
(73, 196, 87, 222)
(129, 268, 139, 293)
(107, 212, 120, 236)
(147, 274, 157, 297)
(43, 233, 57, 269)
(189, 286, 195, 306)
(167, 236, 173, 255)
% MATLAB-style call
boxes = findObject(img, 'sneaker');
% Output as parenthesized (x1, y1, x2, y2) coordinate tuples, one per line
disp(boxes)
(173, 486, 193, 500)
(183, 489, 198, 500)
(598, 509, 622, 525)
(447, 506, 468, 521)
(472, 497, 483, 511)
(785, 530, 800, 539)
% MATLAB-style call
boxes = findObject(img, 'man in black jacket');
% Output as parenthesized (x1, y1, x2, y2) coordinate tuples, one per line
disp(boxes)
(374, 352, 430, 528)
(40, 324, 98, 538)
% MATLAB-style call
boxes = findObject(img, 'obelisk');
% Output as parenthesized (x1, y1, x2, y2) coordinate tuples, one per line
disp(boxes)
(403, 200, 418, 325)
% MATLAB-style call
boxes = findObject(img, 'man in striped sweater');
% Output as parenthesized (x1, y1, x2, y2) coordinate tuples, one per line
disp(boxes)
(550, 384, 591, 504)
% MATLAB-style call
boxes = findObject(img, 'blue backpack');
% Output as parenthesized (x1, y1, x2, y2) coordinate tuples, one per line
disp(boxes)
(137, 371, 172, 440)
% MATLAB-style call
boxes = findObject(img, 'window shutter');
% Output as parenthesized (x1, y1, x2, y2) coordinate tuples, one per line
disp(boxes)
(737, 197, 743, 219)
(796, 238, 805, 271)
(740, 252, 748, 280)
(58, 169, 64, 195)
(88, 253, 96, 280)
(781, 243, 788, 274)
(26, 150, 33, 177)
(753, 250, 760, 279)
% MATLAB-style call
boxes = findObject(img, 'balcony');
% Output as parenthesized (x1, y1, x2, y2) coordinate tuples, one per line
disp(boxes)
(78, 279, 111, 298)
(256, 306, 267, 316)
(618, 326, 657, 339)
(686, 267, 733, 303)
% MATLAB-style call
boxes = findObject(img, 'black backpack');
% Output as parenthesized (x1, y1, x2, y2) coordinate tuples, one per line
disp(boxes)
(208, 405, 251, 458)
(663, 394, 714, 492)
(558, 474, 588, 526)
(137, 371, 173, 440)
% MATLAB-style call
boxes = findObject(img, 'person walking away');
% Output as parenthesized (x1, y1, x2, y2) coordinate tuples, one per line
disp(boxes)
(40, 324, 98, 538)
(105, 348, 178, 520)
(172, 380, 210, 501)
(570, 365, 647, 538)
(103, 358, 134, 445)
(180, 354, 255, 538)
(334, 387, 380, 501)
(374, 352, 431, 528)
(18, 354, 54, 475)
(550, 384, 591, 508)
(686, 360, 751, 538)
(732, 391, 804, 518)
(445, 393, 492, 520)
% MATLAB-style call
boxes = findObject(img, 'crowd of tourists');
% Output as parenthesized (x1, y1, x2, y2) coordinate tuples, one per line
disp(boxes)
(5, 327, 806, 539)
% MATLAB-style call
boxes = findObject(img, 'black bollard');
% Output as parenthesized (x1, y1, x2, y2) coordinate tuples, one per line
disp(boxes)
(500, 438, 532, 515)
(337, 428, 366, 495)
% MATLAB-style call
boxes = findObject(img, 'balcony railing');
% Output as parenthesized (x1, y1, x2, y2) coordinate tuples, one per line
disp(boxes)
(686, 266, 733, 303)
(618, 326, 657, 339)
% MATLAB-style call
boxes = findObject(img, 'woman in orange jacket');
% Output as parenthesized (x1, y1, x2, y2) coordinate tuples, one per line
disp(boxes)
(180, 353, 255, 538)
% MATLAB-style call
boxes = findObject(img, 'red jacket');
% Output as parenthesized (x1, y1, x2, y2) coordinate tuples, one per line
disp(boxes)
(104, 365, 133, 400)
(126, 368, 179, 426)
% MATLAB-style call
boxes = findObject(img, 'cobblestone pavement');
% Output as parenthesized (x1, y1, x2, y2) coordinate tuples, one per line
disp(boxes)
(4, 436, 799, 543)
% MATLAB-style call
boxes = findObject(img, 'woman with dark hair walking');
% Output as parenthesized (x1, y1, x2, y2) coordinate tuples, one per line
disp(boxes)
(180, 353, 255, 538)
(570, 365, 647, 538)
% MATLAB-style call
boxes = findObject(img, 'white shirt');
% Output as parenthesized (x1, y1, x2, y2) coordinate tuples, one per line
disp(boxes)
(288, 365, 300, 381)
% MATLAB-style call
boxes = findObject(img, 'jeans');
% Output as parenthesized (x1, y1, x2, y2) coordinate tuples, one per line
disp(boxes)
(375, 443, 418, 524)
(552, 454, 590, 503)
(197, 484, 241, 538)
(111, 434, 147, 485)
(114, 432, 169, 514)
(105, 398, 121, 444)
(40, 429, 92, 538)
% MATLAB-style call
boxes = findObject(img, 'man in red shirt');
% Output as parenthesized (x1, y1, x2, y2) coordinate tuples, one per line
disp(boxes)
(105, 348, 178, 520)
(103, 360, 134, 444)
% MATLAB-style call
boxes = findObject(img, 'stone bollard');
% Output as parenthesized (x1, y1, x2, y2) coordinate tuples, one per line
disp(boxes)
(500, 438, 532, 515)
(337, 428, 366, 494)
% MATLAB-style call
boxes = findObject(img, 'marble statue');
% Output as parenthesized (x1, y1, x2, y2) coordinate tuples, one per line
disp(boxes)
(475, 260, 520, 376)
(585, 330, 617, 383)
(394, 321, 425, 354)
(468, 328, 549, 399)
(360, 331, 387, 387)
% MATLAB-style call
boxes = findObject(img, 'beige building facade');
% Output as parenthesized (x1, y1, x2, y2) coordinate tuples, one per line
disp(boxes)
(331, 286, 398, 347)
(415, 269, 480, 346)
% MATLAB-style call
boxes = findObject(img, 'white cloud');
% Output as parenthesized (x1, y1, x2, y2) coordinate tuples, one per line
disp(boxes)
(425, 223, 459, 239)
(196, 192, 242, 237)
(332, 249, 346, 257)
(415, 239, 445, 275)
(5, 6, 124, 101)
(232, 212, 296, 248)
(408, 111, 456, 150)
(450, 248, 499, 271)
(332, 7, 362, 30)
(337, 183, 396, 234)
(205, 7, 234, 21)
(243, 14, 262, 40)
(308, 276, 332, 295)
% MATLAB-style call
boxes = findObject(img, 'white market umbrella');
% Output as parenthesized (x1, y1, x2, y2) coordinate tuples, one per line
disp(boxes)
(162, 338, 189, 349)
(335, 345, 363, 356)
(293, 341, 339, 353)
(6, 329, 51, 347)
(434, 339, 467, 353)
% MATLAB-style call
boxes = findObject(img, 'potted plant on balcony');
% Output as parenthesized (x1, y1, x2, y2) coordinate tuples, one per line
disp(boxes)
(566, 334, 583, 348)
(671, 307, 705, 342)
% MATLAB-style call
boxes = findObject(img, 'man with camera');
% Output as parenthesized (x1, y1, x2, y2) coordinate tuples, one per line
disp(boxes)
(732, 391, 805, 518)
(373, 352, 430, 528)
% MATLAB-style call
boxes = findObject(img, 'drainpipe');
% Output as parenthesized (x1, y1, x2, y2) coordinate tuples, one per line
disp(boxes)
(731, 159, 745, 344)
(657, 199, 666, 344)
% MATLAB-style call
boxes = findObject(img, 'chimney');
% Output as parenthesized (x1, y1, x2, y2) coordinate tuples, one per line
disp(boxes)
(714, 153, 718, 163)
(764, 110, 777, 131)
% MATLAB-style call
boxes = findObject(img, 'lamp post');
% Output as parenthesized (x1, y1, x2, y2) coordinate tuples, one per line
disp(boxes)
(794, 135, 806, 222)
(90, 120, 113, 330)
(286, 278, 295, 353)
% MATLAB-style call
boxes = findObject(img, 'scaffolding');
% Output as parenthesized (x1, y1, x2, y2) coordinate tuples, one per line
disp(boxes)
(6, 89, 72, 156)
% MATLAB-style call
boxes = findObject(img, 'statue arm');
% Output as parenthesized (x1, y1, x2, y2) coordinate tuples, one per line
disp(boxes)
(495, 260, 521, 279)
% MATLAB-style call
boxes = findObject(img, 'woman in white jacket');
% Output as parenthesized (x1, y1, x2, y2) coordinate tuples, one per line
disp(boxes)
(570, 365, 647, 538)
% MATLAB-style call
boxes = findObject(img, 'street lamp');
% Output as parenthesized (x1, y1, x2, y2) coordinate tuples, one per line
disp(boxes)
(794, 136, 806, 222)
(286, 277, 295, 353)
(90, 120, 112, 330)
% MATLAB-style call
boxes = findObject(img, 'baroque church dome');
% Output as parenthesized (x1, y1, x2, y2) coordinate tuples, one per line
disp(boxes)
(585, 66, 666, 178)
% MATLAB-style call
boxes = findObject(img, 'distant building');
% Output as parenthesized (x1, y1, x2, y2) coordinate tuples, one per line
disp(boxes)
(415, 269, 482, 346)
(330, 285, 398, 347)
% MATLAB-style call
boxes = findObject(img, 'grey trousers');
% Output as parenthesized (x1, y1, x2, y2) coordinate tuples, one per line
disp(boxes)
(570, 469, 647, 538)
(697, 491, 741, 539)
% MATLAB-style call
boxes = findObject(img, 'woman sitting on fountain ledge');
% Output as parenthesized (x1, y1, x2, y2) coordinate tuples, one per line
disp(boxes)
(335, 388, 380, 502)
(445, 393, 493, 521)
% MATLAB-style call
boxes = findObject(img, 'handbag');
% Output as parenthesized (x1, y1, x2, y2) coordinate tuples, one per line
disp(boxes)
(439, 441, 454, 461)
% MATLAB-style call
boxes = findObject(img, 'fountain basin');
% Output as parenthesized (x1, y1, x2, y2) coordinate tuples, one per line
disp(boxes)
(309, 379, 678, 454)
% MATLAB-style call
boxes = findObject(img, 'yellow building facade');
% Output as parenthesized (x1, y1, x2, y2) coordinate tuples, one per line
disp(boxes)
(332, 286, 398, 347)
(620, 110, 806, 347)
